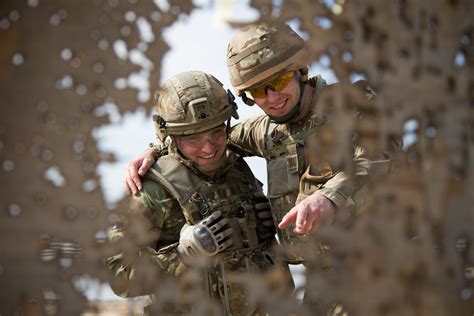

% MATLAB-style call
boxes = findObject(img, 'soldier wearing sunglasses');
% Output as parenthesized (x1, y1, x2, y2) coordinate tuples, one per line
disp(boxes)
(124, 23, 390, 263)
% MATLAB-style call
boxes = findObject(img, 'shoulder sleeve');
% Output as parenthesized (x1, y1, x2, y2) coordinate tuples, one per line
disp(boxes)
(228, 114, 268, 157)
(316, 82, 403, 209)
(134, 179, 177, 229)
(317, 138, 378, 209)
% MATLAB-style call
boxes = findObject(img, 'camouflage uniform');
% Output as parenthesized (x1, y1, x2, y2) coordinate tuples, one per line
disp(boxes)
(108, 71, 291, 315)
(225, 23, 377, 263)
(108, 149, 282, 314)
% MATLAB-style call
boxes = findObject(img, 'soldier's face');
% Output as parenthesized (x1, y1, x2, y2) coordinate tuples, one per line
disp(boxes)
(250, 72, 301, 118)
(175, 125, 227, 167)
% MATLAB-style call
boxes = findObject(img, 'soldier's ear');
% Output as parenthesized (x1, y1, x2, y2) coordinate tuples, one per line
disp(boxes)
(241, 93, 255, 106)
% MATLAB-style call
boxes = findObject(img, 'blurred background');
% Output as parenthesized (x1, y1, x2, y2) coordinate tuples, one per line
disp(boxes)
(1, 0, 472, 315)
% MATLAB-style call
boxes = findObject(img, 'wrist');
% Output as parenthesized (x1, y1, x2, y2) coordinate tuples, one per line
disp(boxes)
(321, 204, 335, 224)
(175, 244, 192, 266)
(316, 188, 345, 209)
(311, 191, 336, 224)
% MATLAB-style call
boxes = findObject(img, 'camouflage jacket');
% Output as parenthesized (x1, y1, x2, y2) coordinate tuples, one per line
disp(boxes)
(107, 149, 286, 314)
(227, 76, 387, 261)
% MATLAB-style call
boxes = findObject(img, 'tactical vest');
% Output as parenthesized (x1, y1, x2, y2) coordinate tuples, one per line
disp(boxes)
(145, 152, 277, 315)
(262, 76, 332, 263)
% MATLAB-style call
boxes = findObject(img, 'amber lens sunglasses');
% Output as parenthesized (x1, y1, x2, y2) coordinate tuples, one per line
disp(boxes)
(178, 125, 226, 148)
(247, 71, 295, 98)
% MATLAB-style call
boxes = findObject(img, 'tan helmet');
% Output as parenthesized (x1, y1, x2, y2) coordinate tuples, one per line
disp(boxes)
(226, 23, 311, 96)
(153, 71, 238, 141)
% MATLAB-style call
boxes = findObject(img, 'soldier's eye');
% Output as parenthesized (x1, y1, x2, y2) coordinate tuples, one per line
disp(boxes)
(183, 136, 199, 142)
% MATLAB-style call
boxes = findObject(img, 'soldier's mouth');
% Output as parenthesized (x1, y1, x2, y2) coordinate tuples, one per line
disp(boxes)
(270, 99, 288, 110)
(199, 151, 217, 159)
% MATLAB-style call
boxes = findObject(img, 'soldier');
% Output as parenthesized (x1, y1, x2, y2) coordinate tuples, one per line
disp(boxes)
(107, 70, 291, 315)
(124, 23, 386, 262)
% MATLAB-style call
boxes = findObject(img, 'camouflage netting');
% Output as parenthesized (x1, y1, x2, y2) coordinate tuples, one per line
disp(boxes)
(0, 0, 195, 314)
(0, 0, 473, 315)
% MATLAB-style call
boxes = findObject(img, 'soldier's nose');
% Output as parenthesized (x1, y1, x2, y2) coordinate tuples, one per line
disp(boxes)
(266, 89, 280, 102)
(201, 140, 216, 151)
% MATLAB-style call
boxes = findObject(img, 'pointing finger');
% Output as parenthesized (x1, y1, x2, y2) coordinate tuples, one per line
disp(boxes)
(278, 207, 298, 229)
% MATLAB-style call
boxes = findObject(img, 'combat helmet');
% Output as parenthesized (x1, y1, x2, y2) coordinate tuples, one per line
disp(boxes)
(153, 71, 238, 141)
(226, 23, 310, 98)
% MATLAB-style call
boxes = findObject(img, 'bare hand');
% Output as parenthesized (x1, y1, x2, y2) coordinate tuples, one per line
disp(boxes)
(278, 191, 335, 234)
(124, 148, 157, 195)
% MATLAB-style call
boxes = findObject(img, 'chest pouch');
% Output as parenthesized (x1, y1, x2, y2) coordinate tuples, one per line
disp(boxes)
(267, 141, 304, 198)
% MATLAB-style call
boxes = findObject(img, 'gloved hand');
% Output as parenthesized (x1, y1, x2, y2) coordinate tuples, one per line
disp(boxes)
(177, 211, 233, 260)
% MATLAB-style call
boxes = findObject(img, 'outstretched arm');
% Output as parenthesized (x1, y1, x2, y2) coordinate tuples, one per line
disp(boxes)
(278, 141, 400, 234)
(278, 191, 335, 234)
(281, 81, 403, 234)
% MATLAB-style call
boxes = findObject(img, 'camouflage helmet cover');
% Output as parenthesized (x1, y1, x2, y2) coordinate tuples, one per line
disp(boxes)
(153, 71, 238, 141)
(226, 23, 310, 96)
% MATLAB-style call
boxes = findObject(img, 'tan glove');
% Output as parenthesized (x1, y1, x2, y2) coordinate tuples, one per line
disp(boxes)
(177, 211, 233, 260)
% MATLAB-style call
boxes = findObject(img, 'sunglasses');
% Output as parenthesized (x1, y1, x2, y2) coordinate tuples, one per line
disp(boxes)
(247, 71, 295, 98)
(177, 125, 227, 148)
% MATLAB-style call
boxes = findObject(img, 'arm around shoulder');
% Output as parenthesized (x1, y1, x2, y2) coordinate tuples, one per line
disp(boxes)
(228, 114, 268, 157)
